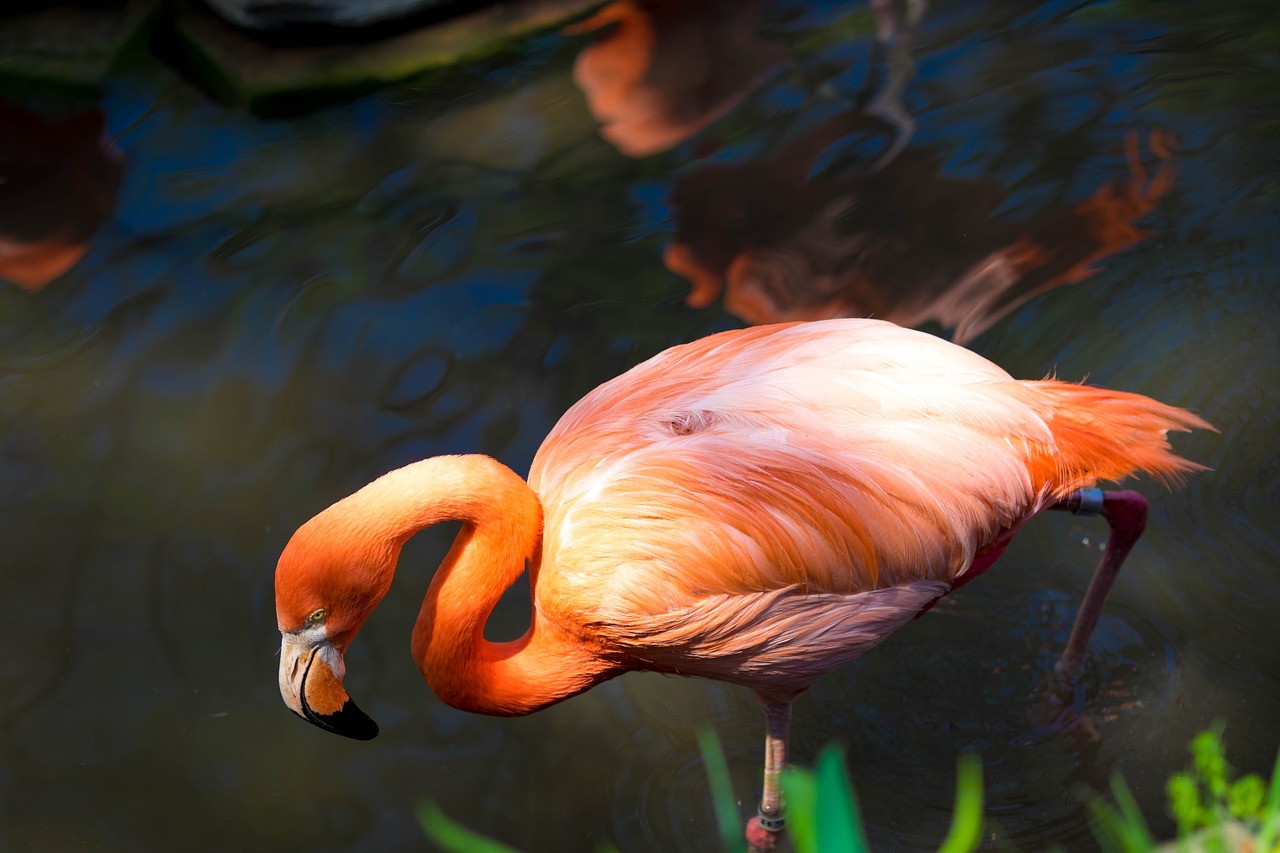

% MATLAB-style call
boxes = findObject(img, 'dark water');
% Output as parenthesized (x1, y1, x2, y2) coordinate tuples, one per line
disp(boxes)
(1, 1, 1277, 850)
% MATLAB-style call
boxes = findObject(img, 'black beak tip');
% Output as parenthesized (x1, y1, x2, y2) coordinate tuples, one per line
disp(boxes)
(301, 696, 380, 741)
(296, 648, 380, 740)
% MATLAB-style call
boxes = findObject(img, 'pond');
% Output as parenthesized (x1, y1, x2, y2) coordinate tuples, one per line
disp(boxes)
(1, 1, 1277, 850)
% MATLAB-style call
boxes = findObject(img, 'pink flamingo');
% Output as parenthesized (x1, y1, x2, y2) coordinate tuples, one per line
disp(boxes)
(275, 318, 1209, 847)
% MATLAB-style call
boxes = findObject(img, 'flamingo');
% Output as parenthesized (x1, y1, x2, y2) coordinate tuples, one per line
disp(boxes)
(275, 318, 1209, 848)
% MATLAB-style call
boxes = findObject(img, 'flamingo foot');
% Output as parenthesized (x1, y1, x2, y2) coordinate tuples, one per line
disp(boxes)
(1026, 658, 1103, 748)
(746, 815, 784, 851)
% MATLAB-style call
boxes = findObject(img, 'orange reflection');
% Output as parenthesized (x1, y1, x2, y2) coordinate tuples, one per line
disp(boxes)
(567, 0, 783, 157)
(667, 120, 1175, 344)
(0, 100, 123, 292)
(569, 0, 925, 160)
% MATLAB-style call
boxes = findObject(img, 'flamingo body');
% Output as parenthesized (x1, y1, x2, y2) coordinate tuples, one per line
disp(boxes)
(523, 319, 1202, 700)
(275, 319, 1208, 814)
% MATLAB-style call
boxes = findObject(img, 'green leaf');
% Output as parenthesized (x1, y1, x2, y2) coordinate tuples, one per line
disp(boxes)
(1228, 775, 1266, 822)
(1167, 772, 1203, 834)
(1085, 795, 1128, 853)
(696, 729, 748, 853)
(1192, 729, 1230, 803)
(814, 744, 870, 853)
(416, 801, 524, 853)
(1087, 775, 1158, 853)
(1111, 775, 1158, 851)
(1257, 746, 1280, 852)
(781, 769, 819, 853)
(938, 753, 984, 853)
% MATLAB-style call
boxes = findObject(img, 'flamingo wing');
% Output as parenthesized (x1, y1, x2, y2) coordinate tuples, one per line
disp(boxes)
(529, 320, 1057, 633)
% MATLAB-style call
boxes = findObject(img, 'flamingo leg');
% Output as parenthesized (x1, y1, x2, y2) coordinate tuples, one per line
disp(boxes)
(745, 700, 791, 851)
(1048, 489, 1149, 685)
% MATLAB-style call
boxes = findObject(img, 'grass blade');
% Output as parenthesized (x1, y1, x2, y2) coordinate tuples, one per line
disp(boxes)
(1086, 794, 1131, 853)
(938, 753, 984, 853)
(1257, 745, 1280, 851)
(814, 743, 871, 853)
(781, 769, 819, 853)
(417, 801, 523, 853)
(1088, 775, 1158, 853)
(697, 729, 748, 853)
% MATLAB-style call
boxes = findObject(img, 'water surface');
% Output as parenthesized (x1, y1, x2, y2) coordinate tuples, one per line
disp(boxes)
(1, 1, 1277, 850)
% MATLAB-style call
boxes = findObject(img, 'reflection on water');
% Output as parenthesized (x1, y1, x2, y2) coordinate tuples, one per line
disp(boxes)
(667, 118, 1175, 343)
(568, 0, 783, 157)
(0, 100, 123, 291)
(0, 1, 1277, 851)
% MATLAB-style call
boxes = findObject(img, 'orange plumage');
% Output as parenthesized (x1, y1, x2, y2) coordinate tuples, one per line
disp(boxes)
(274, 318, 1209, 839)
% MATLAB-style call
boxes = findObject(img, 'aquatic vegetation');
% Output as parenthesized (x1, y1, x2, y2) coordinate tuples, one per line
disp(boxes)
(1088, 727, 1280, 853)
(417, 801, 523, 853)
(701, 731, 984, 853)
(416, 728, 982, 853)
(419, 728, 1279, 852)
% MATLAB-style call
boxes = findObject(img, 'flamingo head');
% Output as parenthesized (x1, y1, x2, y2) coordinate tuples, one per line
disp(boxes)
(274, 513, 396, 741)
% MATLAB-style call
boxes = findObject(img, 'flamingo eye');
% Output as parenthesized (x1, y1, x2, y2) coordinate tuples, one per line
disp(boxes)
(307, 608, 326, 624)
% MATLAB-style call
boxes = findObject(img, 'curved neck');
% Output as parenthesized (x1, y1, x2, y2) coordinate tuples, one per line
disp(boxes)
(353, 455, 612, 716)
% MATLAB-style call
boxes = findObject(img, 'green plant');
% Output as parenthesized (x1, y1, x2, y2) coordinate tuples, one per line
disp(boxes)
(698, 728, 750, 853)
(1087, 726, 1280, 853)
(693, 731, 983, 853)
(419, 727, 1278, 853)
(417, 801, 524, 853)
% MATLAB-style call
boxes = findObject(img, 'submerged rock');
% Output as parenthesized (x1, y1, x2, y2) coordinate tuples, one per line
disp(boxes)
(0, 0, 157, 95)
(169, 0, 604, 114)
(204, 0, 479, 31)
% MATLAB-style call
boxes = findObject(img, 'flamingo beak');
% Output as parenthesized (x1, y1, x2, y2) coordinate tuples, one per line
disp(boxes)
(279, 629, 379, 741)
